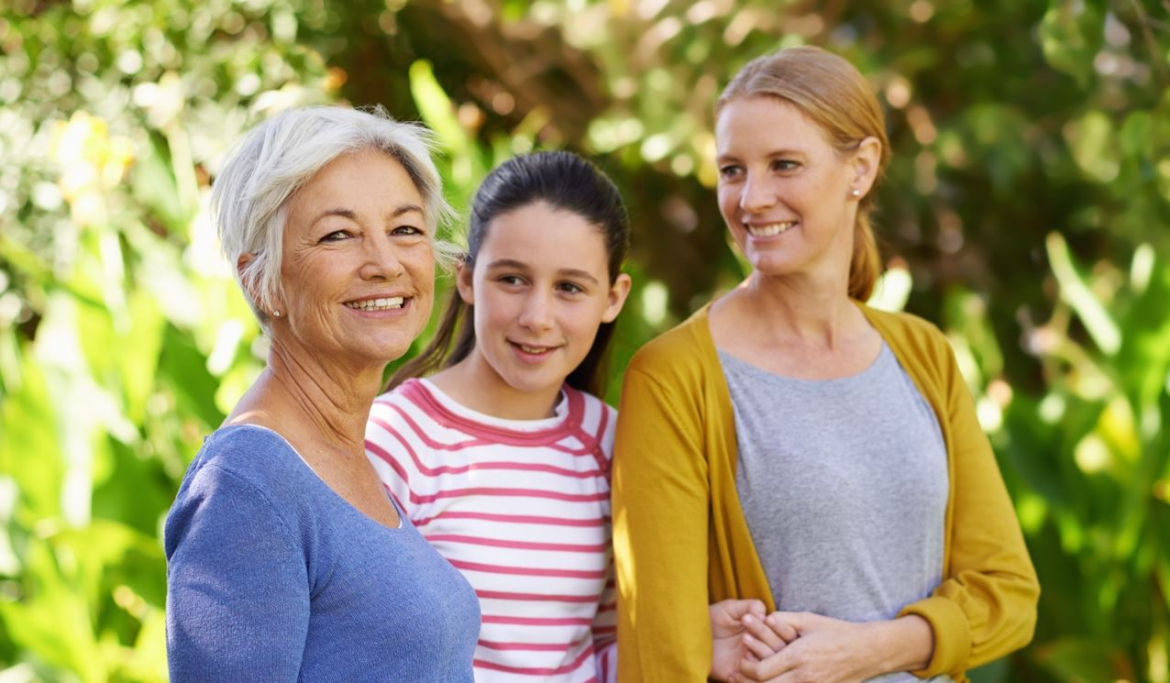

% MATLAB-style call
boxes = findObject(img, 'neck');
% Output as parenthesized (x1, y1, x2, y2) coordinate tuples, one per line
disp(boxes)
(229, 336, 384, 453)
(736, 270, 862, 350)
(430, 351, 564, 421)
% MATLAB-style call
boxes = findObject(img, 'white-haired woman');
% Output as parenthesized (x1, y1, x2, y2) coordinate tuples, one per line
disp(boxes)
(164, 106, 480, 682)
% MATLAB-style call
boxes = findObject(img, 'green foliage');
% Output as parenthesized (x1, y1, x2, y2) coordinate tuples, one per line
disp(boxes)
(1, 0, 1168, 680)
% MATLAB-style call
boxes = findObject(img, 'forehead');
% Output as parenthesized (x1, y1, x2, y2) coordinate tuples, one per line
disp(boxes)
(715, 96, 832, 153)
(480, 202, 609, 265)
(293, 150, 422, 210)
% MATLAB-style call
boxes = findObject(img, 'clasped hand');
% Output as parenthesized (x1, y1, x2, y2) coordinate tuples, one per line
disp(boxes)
(711, 604, 876, 683)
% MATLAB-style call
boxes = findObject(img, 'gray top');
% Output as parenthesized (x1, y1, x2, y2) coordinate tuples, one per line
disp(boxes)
(720, 343, 951, 683)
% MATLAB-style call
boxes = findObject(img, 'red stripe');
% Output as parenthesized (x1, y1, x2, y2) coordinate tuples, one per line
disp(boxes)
(477, 638, 583, 652)
(414, 510, 609, 528)
(474, 643, 593, 675)
(428, 534, 609, 553)
(368, 436, 605, 481)
(451, 559, 607, 579)
(374, 399, 491, 451)
(592, 626, 616, 635)
(595, 603, 616, 613)
(391, 381, 595, 451)
(409, 487, 609, 505)
(476, 589, 601, 603)
(483, 615, 594, 627)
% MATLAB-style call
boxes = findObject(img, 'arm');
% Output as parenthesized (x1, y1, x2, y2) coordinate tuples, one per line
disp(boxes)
(165, 465, 309, 682)
(613, 366, 714, 682)
(593, 560, 618, 683)
(897, 342, 1040, 677)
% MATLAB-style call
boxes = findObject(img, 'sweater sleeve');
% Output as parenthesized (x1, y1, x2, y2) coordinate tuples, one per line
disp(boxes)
(165, 464, 310, 682)
(613, 364, 714, 682)
(899, 340, 1040, 677)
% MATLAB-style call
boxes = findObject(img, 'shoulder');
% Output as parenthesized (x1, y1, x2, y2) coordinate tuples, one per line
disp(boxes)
(571, 388, 618, 443)
(860, 305, 954, 363)
(370, 379, 425, 419)
(191, 425, 303, 487)
(625, 307, 717, 388)
(166, 426, 306, 557)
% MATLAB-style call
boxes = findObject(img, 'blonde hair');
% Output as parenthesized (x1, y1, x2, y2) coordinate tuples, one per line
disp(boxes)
(717, 46, 890, 300)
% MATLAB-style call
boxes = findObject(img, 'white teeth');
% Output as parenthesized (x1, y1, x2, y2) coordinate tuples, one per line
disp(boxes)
(518, 344, 550, 354)
(346, 297, 404, 311)
(746, 221, 797, 237)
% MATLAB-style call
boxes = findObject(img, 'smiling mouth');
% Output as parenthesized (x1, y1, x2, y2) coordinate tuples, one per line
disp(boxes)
(745, 220, 798, 237)
(344, 297, 406, 311)
(510, 341, 556, 355)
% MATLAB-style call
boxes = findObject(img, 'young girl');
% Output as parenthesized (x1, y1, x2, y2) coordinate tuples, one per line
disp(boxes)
(365, 151, 760, 682)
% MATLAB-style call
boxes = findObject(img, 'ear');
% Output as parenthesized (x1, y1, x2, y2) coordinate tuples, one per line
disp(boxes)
(237, 253, 282, 316)
(850, 136, 882, 198)
(455, 259, 475, 306)
(600, 273, 633, 324)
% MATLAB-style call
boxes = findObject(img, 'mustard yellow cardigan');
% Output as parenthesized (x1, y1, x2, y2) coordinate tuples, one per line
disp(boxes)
(612, 302, 1039, 682)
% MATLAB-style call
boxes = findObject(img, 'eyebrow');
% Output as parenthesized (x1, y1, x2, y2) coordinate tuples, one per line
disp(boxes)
(313, 204, 425, 224)
(717, 148, 808, 163)
(485, 259, 601, 285)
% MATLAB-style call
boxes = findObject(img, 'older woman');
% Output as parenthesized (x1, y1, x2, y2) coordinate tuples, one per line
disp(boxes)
(613, 47, 1039, 683)
(164, 106, 479, 681)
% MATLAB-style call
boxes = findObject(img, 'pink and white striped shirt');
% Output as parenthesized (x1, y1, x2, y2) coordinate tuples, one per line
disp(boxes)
(365, 378, 618, 683)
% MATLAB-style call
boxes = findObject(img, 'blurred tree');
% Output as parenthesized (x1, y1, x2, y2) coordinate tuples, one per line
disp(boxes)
(0, 0, 1167, 681)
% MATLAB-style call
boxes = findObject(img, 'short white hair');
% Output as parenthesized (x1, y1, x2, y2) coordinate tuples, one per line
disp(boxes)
(211, 105, 457, 328)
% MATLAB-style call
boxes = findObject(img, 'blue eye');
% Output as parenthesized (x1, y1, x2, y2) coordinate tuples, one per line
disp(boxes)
(393, 225, 423, 236)
(718, 165, 742, 178)
(772, 159, 799, 171)
(557, 282, 585, 294)
(320, 230, 350, 243)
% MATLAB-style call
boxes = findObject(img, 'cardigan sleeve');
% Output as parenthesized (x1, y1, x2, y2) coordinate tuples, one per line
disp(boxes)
(613, 362, 715, 683)
(165, 464, 310, 682)
(898, 338, 1040, 677)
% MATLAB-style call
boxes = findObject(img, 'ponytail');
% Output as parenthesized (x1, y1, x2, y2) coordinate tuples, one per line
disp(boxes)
(384, 287, 477, 391)
(848, 212, 882, 301)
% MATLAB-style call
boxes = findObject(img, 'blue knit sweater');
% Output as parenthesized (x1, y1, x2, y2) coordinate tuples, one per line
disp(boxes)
(165, 425, 480, 682)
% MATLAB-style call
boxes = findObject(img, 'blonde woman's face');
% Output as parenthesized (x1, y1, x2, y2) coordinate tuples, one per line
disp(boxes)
(715, 96, 864, 284)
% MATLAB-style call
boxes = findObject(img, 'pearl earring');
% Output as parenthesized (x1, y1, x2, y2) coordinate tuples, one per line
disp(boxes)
(851, 189, 861, 197)
(273, 310, 281, 318)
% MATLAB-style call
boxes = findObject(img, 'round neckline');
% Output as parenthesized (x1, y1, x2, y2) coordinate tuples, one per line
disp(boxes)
(213, 423, 405, 532)
(717, 341, 892, 386)
(410, 378, 577, 438)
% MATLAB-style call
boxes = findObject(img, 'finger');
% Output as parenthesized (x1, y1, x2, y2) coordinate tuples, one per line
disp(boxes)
(742, 633, 775, 660)
(765, 613, 799, 643)
(743, 614, 787, 652)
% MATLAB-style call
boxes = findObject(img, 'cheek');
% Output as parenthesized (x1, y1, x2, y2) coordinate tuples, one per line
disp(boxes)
(716, 187, 741, 225)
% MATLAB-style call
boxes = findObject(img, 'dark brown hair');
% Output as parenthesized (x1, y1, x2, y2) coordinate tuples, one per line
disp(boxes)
(386, 151, 630, 397)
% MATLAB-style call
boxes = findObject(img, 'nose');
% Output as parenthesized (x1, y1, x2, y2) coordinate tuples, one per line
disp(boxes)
(517, 289, 555, 332)
(738, 172, 775, 215)
(359, 232, 406, 281)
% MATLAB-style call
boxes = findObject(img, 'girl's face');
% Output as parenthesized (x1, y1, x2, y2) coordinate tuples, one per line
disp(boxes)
(458, 201, 631, 399)
(715, 96, 878, 284)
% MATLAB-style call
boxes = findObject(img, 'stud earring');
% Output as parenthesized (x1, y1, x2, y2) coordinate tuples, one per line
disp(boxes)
(273, 310, 281, 318)
(851, 189, 861, 197)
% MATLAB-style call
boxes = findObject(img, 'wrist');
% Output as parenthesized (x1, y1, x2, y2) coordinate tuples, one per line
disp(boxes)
(864, 616, 934, 676)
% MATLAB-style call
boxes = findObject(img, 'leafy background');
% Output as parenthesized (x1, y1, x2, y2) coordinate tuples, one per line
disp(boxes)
(1, 0, 1168, 681)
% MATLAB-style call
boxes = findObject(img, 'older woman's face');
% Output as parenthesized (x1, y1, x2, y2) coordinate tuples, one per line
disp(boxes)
(275, 150, 435, 366)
